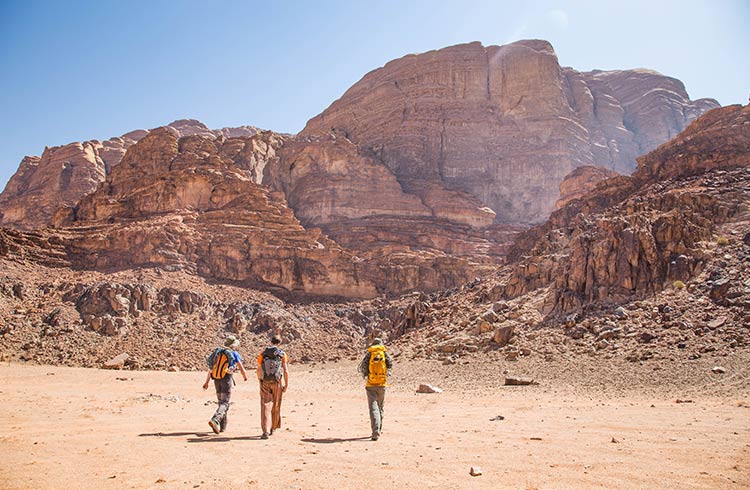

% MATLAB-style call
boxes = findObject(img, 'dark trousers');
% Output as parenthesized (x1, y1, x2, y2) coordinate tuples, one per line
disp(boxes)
(366, 385, 386, 436)
(212, 375, 233, 430)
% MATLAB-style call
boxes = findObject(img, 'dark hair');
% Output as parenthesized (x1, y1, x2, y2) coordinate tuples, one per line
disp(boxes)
(271, 335, 282, 345)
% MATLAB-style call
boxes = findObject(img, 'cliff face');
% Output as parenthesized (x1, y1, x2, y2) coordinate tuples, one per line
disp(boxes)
(504, 105, 750, 314)
(302, 40, 719, 223)
(0, 120, 259, 230)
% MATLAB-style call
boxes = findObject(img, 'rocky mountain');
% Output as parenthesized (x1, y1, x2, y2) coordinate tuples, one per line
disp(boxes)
(504, 104, 750, 314)
(303, 40, 719, 223)
(0, 120, 259, 230)
(0, 105, 747, 371)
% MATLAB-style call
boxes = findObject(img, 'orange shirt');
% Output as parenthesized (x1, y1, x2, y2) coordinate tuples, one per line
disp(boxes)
(257, 349, 288, 367)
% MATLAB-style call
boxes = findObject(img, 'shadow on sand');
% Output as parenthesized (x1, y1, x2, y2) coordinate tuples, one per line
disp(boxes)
(187, 435, 264, 443)
(139, 432, 212, 437)
(301, 436, 371, 444)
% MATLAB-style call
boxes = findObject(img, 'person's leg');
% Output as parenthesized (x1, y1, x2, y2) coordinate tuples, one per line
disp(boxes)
(375, 386, 386, 435)
(271, 381, 283, 431)
(210, 377, 231, 433)
(366, 387, 381, 440)
(260, 381, 273, 437)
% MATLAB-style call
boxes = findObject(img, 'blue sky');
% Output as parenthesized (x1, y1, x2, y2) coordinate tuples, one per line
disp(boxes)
(1, 0, 748, 191)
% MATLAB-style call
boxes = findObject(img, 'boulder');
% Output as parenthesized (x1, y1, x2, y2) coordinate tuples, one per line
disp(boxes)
(416, 384, 443, 393)
(103, 353, 129, 370)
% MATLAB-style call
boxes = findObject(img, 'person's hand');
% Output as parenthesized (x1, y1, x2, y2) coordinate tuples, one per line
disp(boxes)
(243, 375, 248, 382)
(202, 381, 209, 390)
(282, 384, 287, 393)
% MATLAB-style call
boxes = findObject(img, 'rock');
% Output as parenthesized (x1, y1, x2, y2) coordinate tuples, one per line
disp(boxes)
(614, 306, 629, 319)
(556, 166, 620, 209)
(469, 466, 482, 477)
(103, 353, 129, 370)
(709, 279, 731, 303)
(611, 437, 620, 443)
(707, 317, 727, 330)
(520, 347, 532, 356)
(303, 40, 716, 224)
(493, 325, 515, 346)
(489, 415, 505, 421)
(481, 309, 500, 323)
(639, 332, 656, 343)
(504, 376, 537, 386)
(505, 351, 519, 361)
(417, 384, 443, 394)
(168, 366, 180, 372)
(711, 366, 727, 374)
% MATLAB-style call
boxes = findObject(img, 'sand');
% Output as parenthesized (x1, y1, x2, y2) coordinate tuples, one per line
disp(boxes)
(1, 361, 748, 489)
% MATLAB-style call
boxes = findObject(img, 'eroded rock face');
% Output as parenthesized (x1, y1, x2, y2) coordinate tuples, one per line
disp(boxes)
(0, 120, 260, 230)
(55, 130, 379, 298)
(302, 40, 719, 224)
(504, 105, 750, 314)
(556, 166, 620, 209)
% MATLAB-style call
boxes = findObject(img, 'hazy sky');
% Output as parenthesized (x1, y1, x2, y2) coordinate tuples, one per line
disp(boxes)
(1, 0, 748, 190)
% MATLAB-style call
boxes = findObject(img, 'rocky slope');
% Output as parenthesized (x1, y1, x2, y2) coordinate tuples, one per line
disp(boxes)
(0, 120, 259, 230)
(303, 40, 719, 223)
(1, 105, 746, 373)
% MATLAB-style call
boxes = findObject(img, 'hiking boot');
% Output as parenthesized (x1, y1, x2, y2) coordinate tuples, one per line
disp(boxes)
(269, 429, 274, 436)
(208, 419, 220, 434)
(371, 433, 379, 441)
(261, 432, 269, 440)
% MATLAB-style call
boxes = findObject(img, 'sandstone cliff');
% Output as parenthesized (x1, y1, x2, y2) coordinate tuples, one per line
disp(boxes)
(302, 40, 719, 224)
(555, 165, 620, 209)
(504, 105, 750, 314)
(0, 120, 259, 230)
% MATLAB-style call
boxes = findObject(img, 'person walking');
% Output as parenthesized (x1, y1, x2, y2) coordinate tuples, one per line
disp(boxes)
(257, 335, 289, 439)
(203, 335, 248, 434)
(358, 338, 393, 441)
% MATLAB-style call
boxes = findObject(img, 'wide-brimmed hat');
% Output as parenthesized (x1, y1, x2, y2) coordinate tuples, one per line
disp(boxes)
(224, 336, 240, 348)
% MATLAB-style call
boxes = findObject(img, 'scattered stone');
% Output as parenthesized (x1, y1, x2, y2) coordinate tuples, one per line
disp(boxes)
(103, 353, 129, 370)
(168, 366, 180, 372)
(417, 384, 443, 394)
(489, 415, 505, 421)
(675, 399, 693, 404)
(639, 332, 656, 343)
(505, 351, 519, 361)
(711, 366, 727, 374)
(504, 376, 537, 386)
(530, 437, 543, 441)
(469, 466, 482, 476)
(614, 307, 629, 319)
(709, 279, 731, 303)
(707, 317, 727, 329)
(611, 437, 620, 443)
(493, 325, 515, 346)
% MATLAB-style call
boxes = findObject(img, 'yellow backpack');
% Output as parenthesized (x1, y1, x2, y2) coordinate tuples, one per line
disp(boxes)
(368, 348, 388, 386)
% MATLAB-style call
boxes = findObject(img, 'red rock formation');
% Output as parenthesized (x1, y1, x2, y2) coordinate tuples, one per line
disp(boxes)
(51, 129, 377, 298)
(0, 120, 260, 230)
(303, 40, 718, 223)
(504, 105, 750, 314)
(556, 165, 620, 209)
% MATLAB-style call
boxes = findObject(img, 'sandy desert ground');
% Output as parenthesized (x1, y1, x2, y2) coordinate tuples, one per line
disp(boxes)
(1, 358, 749, 489)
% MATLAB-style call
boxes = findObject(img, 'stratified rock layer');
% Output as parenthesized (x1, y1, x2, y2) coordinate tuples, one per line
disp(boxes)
(505, 105, 750, 314)
(556, 165, 620, 209)
(303, 40, 719, 223)
(0, 120, 259, 230)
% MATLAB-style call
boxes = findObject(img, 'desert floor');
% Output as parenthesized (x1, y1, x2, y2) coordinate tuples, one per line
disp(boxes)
(1, 359, 749, 489)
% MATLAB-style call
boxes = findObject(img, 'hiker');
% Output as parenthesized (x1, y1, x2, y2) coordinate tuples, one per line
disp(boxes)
(202, 335, 248, 434)
(257, 334, 289, 439)
(358, 338, 393, 441)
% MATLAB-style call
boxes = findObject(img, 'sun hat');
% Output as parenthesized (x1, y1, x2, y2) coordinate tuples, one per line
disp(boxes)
(224, 336, 240, 348)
